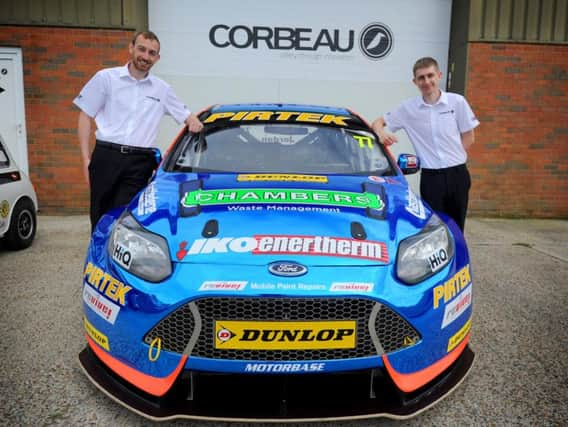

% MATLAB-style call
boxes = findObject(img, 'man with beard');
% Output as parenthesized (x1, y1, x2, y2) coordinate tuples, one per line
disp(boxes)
(371, 57, 479, 232)
(74, 31, 203, 231)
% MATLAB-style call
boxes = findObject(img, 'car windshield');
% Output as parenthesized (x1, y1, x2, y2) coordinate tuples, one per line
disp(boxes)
(171, 124, 393, 175)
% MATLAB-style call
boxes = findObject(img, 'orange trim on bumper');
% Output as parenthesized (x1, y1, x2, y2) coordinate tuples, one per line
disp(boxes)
(86, 335, 187, 397)
(382, 333, 470, 393)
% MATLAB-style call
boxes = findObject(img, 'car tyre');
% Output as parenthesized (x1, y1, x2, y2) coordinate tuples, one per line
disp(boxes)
(5, 198, 36, 250)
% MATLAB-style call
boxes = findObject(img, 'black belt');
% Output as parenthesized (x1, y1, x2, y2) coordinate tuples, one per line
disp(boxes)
(96, 140, 155, 155)
(422, 164, 467, 174)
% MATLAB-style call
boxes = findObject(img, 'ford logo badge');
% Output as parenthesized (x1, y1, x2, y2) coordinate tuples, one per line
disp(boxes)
(268, 261, 308, 277)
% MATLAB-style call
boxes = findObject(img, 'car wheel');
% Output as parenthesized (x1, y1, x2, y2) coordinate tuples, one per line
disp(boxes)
(5, 198, 36, 250)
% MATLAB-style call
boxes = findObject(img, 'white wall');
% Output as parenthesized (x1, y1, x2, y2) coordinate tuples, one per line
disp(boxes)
(149, 0, 452, 191)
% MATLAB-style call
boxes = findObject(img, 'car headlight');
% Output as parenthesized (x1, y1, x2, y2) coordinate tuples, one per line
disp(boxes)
(396, 215, 454, 284)
(109, 212, 172, 282)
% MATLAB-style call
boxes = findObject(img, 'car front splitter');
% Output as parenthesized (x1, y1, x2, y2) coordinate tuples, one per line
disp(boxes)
(78, 345, 474, 422)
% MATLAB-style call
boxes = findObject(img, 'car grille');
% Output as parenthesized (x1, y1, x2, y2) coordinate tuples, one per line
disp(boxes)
(143, 297, 420, 361)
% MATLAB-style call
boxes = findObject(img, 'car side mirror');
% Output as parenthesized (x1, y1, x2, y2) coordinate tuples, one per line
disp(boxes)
(397, 154, 420, 175)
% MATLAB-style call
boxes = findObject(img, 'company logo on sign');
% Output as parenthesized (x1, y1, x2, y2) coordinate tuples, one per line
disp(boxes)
(209, 24, 354, 52)
(359, 23, 393, 60)
(214, 320, 356, 350)
(268, 261, 308, 277)
(209, 23, 393, 60)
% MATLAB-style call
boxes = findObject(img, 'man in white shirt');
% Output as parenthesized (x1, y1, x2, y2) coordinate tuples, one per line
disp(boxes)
(74, 31, 204, 231)
(372, 57, 479, 231)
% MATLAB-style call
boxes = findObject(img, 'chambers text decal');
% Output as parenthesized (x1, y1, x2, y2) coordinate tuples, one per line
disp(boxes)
(181, 188, 383, 210)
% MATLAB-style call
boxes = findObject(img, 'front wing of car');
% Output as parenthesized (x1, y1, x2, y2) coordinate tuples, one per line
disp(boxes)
(79, 342, 473, 421)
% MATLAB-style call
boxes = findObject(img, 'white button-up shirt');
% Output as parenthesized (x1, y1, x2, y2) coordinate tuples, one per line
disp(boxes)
(384, 91, 479, 169)
(73, 64, 191, 148)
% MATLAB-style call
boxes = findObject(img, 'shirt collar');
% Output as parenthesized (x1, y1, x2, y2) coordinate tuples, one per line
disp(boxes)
(120, 63, 152, 84)
(417, 90, 448, 108)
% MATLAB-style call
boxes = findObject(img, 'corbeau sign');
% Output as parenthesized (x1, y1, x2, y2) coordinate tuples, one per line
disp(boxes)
(151, 1, 452, 83)
(209, 23, 393, 60)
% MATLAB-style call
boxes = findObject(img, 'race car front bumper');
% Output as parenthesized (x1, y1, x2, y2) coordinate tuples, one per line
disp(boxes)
(79, 343, 474, 422)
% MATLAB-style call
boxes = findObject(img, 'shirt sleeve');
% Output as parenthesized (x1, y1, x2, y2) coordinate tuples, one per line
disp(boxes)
(455, 96, 480, 133)
(383, 103, 406, 133)
(163, 86, 191, 125)
(72, 70, 107, 118)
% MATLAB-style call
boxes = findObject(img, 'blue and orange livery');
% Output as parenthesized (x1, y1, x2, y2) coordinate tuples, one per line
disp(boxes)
(79, 103, 474, 421)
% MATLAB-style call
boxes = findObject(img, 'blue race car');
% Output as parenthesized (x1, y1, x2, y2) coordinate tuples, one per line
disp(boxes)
(79, 103, 474, 421)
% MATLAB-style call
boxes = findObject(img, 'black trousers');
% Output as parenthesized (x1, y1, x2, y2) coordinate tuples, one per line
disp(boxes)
(420, 164, 471, 232)
(89, 141, 157, 231)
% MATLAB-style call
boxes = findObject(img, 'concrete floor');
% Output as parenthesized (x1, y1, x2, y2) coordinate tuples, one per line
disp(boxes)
(0, 216, 567, 426)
